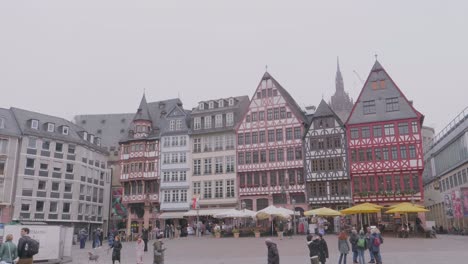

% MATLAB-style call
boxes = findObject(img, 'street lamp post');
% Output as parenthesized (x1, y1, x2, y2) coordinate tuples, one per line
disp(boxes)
(196, 204, 200, 237)
(292, 198, 296, 235)
(241, 201, 246, 227)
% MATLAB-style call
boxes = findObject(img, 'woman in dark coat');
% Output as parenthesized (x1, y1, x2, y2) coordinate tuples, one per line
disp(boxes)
(265, 238, 280, 264)
(318, 234, 329, 264)
(111, 235, 122, 264)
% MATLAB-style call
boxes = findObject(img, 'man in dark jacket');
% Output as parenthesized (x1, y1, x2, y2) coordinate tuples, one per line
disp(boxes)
(349, 229, 359, 263)
(306, 234, 320, 264)
(318, 234, 329, 264)
(265, 238, 279, 264)
(17, 227, 33, 264)
(142, 228, 149, 251)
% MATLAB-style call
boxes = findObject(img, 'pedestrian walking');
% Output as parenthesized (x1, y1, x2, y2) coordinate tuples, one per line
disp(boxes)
(0, 234, 18, 264)
(142, 228, 149, 252)
(337, 231, 350, 264)
(17, 228, 36, 264)
(94, 229, 101, 248)
(79, 229, 87, 249)
(110, 235, 122, 264)
(369, 228, 383, 264)
(366, 227, 375, 263)
(306, 234, 320, 264)
(317, 234, 329, 264)
(356, 230, 367, 264)
(349, 229, 358, 263)
(265, 238, 279, 264)
(135, 235, 145, 264)
(153, 235, 166, 264)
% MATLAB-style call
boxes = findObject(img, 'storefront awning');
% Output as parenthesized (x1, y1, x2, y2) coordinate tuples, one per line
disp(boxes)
(183, 208, 233, 217)
(158, 212, 187, 219)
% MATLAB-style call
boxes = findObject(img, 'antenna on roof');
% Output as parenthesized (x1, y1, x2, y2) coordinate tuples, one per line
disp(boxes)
(374, 53, 378, 61)
(265, 65, 268, 72)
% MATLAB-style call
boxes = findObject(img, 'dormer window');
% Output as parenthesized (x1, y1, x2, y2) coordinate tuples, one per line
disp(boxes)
(176, 120, 182, 130)
(199, 103, 204, 110)
(83, 131, 88, 140)
(47, 123, 55, 132)
(90, 134, 95, 143)
(218, 100, 224, 108)
(228, 98, 234, 106)
(170, 120, 175, 131)
(208, 102, 214, 109)
(62, 126, 69, 135)
(0, 117, 5, 129)
(96, 137, 101, 146)
(31, 120, 39, 130)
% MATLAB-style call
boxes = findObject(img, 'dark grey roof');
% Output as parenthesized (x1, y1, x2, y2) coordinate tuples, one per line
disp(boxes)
(0, 108, 21, 137)
(73, 113, 134, 148)
(120, 98, 183, 142)
(10, 107, 107, 153)
(314, 99, 336, 118)
(263, 72, 308, 125)
(346, 60, 422, 125)
(133, 94, 152, 122)
(159, 104, 191, 136)
(190, 95, 250, 135)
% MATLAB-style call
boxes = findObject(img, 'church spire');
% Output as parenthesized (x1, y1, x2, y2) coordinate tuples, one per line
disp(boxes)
(335, 57, 344, 93)
(133, 93, 152, 122)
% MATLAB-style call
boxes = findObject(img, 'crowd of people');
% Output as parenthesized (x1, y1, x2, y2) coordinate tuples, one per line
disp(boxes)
(264, 226, 384, 264)
(0, 227, 39, 264)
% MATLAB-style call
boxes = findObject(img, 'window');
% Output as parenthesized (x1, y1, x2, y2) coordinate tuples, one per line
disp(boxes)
(362, 127, 370, 138)
(363, 100, 376, 114)
(391, 146, 398, 160)
(204, 158, 212, 174)
(31, 120, 39, 129)
(350, 128, 359, 139)
(0, 118, 4, 129)
(203, 181, 212, 199)
(21, 201, 30, 212)
(273, 108, 280, 120)
(40, 163, 48, 170)
(252, 151, 259, 163)
(251, 112, 257, 122)
(366, 149, 373, 161)
(268, 130, 275, 142)
(51, 182, 60, 191)
(215, 114, 223, 128)
(64, 183, 72, 192)
(180, 136, 187, 146)
(218, 100, 224, 107)
(333, 137, 341, 148)
(280, 107, 286, 119)
(169, 120, 175, 131)
(386, 97, 399, 112)
(259, 111, 265, 121)
(276, 129, 283, 141)
(259, 131, 265, 143)
(209, 102, 214, 109)
(251, 132, 258, 144)
(373, 126, 382, 138)
(172, 190, 179, 202)
(38, 180, 46, 190)
(68, 145, 75, 154)
(180, 190, 187, 202)
(411, 121, 419, 134)
(409, 145, 416, 159)
(47, 123, 55, 132)
(49, 202, 57, 212)
(63, 202, 70, 213)
(26, 158, 35, 168)
(294, 127, 301, 140)
(28, 138, 37, 149)
(55, 142, 63, 152)
(215, 180, 223, 198)
(269, 150, 276, 162)
(226, 179, 235, 198)
(238, 152, 244, 165)
(277, 148, 284, 161)
(215, 157, 223, 174)
(0, 139, 8, 154)
(287, 148, 294, 161)
(384, 124, 394, 136)
(398, 123, 409, 135)
(267, 109, 273, 121)
(226, 156, 235, 173)
(270, 171, 277, 186)
(226, 113, 234, 126)
(285, 128, 293, 140)
(244, 133, 251, 145)
(194, 117, 201, 130)
(400, 145, 407, 159)
(193, 159, 201, 175)
(295, 147, 302, 160)
(193, 182, 201, 195)
(375, 148, 382, 161)
(228, 98, 234, 106)
(176, 119, 182, 130)
(204, 116, 211, 129)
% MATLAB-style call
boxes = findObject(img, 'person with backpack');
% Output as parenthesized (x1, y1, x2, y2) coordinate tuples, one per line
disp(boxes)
(17, 227, 39, 264)
(356, 230, 367, 264)
(349, 229, 358, 264)
(369, 228, 383, 264)
(0, 234, 18, 264)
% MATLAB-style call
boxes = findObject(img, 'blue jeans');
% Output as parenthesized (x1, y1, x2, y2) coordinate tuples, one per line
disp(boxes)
(353, 249, 358, 262)
(369, 249, 374, 262)
(339, 253, 347, 264)
(372, 251, 382, 264)
(357, 249, 366, 264)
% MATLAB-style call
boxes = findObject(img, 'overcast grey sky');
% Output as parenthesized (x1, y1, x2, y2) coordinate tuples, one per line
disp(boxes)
(1, 0, 467, 133)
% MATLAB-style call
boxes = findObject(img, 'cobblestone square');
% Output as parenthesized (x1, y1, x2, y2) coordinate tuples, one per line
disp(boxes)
(70, 234, 468, 264)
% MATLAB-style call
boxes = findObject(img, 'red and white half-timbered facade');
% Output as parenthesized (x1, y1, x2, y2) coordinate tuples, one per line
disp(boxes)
(237, 72, 308, 212)
(346, 61, 424, 206)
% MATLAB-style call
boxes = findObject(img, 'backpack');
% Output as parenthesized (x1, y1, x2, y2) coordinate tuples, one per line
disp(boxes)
(24, 237, 40, 257)
(357, 238, 366, 248)
(373, 236, 381, 247)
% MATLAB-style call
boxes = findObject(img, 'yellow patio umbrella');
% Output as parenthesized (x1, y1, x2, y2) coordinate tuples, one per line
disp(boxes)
(385, 203, 429, 228)
(360, 202, 384, 209)
(304, 207, 341, 217)
(341, 203, 382, 229)
(387, 202, 425, 209)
